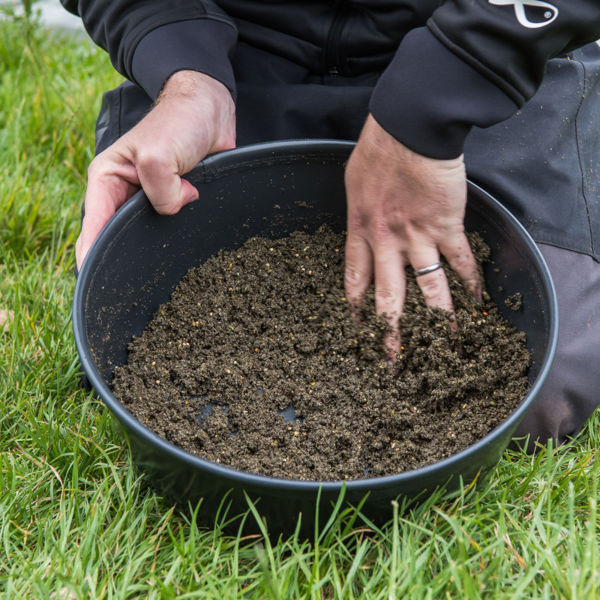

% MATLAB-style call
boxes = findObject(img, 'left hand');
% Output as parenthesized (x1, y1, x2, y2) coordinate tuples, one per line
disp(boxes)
(344, 115, 482, 352)
(75, 71, 236, 269)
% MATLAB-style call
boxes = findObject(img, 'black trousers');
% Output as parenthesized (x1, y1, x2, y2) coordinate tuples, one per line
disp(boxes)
(94, 41, 600, 449)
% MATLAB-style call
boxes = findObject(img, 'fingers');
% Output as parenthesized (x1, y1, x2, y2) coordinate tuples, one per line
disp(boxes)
(76, 211, 112, 270)
(373, 246, 405, 354)
(345, 228, 405, 354)
(76, 157, 141, 269)
(409, 242, 454, 314)
(344, 233, 373, 316)
(439, 232, 483, 302)
(344, 226, 480, 356)
(76, 161, 197, 269)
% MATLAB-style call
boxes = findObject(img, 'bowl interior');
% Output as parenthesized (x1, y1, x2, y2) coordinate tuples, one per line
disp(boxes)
(73, 140, 557, 530)
(78, 142, 554, 387)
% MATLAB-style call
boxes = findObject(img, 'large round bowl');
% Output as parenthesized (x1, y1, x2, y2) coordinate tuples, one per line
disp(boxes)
(73, 140, 558, 534)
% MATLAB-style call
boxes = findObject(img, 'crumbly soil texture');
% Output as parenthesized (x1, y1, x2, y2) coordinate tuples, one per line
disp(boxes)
(112, 227, 531, 481)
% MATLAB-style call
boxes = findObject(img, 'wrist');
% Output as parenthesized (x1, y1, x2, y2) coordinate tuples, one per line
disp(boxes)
(361, 115, 464, 171)
(151, 69, 236, 154)
(158, 70, 232, 104)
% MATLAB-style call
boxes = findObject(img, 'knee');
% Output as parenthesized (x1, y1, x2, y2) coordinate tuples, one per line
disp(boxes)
(512, 245, 600, 452)
(511, 385, 589, 452)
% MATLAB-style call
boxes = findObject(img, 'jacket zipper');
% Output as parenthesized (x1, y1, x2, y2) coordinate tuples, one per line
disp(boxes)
(324, 1, 347, 76)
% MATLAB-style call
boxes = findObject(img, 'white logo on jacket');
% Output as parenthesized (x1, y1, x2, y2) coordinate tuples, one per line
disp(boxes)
(489, 0, 559, 29)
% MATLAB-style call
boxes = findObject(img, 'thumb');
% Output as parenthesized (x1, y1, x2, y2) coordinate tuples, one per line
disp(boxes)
(137, 155, 197, 215)
(179, 178, 200, 209)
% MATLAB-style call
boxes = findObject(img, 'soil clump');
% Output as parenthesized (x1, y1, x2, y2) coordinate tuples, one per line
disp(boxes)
(112, 227, 530, 481)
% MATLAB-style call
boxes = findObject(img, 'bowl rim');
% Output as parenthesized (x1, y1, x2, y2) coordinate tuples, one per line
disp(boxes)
(72, 139, 559, 492)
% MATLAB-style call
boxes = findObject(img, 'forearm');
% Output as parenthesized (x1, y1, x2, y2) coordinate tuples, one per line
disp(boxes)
(370, 0, 600, 159)
(60, 1, 238, 100)
(430, 0, 600, 105)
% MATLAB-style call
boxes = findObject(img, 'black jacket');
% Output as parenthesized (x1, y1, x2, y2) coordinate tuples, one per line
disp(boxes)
(61, 0, 600, 158)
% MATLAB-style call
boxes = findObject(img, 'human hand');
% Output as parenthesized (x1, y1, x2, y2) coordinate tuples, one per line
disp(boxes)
(76, 70, 236, 269)
(344, 115, 482, 353)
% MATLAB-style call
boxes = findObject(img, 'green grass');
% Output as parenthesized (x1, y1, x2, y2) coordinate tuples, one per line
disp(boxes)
(1, 11, 600, 599)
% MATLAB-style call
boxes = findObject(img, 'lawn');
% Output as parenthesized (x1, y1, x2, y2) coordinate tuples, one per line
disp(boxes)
(1, 9, 600, 599)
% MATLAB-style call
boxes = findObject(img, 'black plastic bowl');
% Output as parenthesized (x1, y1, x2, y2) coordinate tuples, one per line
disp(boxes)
(73, 140, 558, 533)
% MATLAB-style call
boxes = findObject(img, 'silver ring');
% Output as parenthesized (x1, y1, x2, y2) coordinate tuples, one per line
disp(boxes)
(414, 262, 443, 277)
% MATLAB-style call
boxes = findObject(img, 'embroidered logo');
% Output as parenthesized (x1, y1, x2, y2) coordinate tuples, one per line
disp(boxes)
(488, 0, 559, 29)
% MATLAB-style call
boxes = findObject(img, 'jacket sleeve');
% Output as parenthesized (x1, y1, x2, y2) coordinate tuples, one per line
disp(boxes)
(60, 1, 238, 100)
(370, 0, 600, 159)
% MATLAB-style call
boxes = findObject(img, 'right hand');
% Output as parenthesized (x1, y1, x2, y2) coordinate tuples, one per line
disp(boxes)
(76, 70, 236, 269)
(344, 115, 482, 353)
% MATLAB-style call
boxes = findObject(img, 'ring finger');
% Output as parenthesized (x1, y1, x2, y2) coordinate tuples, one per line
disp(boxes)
(409, 245, 454, 314)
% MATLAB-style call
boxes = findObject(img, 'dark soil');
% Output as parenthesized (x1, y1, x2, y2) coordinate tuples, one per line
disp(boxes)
(505, 292, 524, 311)
(112, 227, 530, 481)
